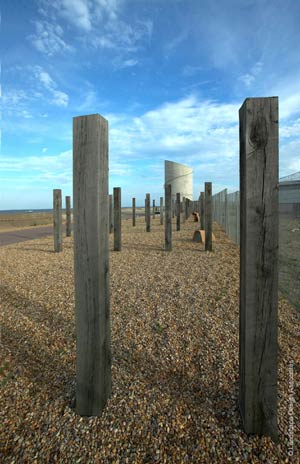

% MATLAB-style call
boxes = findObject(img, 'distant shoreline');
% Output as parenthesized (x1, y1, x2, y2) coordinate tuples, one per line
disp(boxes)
(0, 207, 145, 215)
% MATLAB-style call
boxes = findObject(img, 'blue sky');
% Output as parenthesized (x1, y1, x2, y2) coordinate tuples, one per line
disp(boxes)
(1, 0, 300, 209)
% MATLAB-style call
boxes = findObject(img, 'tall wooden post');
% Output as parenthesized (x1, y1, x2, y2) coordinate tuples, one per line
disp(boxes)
(185, 198, 189, 220)
(109, 194, 113, 234)
(160, 197, 163, 225)
(53, 189, 62, 252)
(146, 193, 150, 232)
(200, 191, 205, 230)
(239, 97, 278, 441)
(172, 199, 175, 218)
(73, 113, 111, 416)
(153, 199, 155, 219)
(176, 192, 180, 231)
(182, 197, 186, 223)
(132, 197, 136, 227)
(114, 187, 121, 251)
(165, 184, 172, 251)
(66, 195, 71, 237)
(205, 183, 212, 251)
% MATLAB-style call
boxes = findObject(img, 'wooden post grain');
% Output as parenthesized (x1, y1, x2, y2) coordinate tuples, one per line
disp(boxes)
(176, 192, 181, 231)
(146, 193, 150, 232)
(165, 184, 172, 251)
(204, 183, 212, 251)
(109, 194, 113, 234)
(132, 197, 136, 227)
(239, 97, 278, 441)
(53, 189, 62, 252)
(73, 113, 111, 416)
(113, 187, 121, 251)
(160, 197, 163, 225)
(200, 191, 204, 230)
(66, 195, 71, 237)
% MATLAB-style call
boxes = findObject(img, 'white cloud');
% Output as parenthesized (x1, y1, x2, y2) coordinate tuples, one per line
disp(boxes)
(30, 20, 73, 56)
(238, 61, 263, 87)
(34, 67, 69, 107)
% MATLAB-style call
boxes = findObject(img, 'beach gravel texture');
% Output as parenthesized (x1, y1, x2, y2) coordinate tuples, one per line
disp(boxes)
(0, 216, 299, 463)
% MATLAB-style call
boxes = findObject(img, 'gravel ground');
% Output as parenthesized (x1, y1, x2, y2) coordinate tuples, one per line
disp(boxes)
(0, 216, 299, 463)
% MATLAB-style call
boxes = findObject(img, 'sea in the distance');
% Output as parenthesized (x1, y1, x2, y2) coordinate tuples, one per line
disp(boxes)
(0, 209, 53, 215)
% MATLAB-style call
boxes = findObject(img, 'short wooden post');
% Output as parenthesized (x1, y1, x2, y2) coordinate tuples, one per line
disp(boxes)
(176, 192, 180, 231)
(66, 195, 71, 237)
(239, 97, 278, 441)
(109, 194, 113, 234)
(160, 197, 163, 225)
(205, 183, 212, 251)
(165, 184, 172, 251)
(53, 189, 62, 252)
(185, 198, 189, 220)
(200, 191, 205, 230)
(114, 187, 121, 251)
(132, 197, 136, 227)
(153, 199, 155, 219)
(73, 113, 111, 416)
(145, 193, 150, 232)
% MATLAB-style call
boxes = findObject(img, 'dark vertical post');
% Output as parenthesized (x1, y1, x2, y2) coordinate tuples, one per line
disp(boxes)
(200, 191, 205, 230)
(185, 198, 189, 220)
(109, 194, 113, 234)
(153, 199, 155, 219)
(182, 197, 186, 223)
(205, 182, 212, 251)
(132, 197, 136, 227)
(172, 199, 175, 218)
(113, 187, 121, 251)
(176, 192, 180, 231)
(160, 196, 163, 225)
(66, 195, 71, 237)
(165, 184, 172, 251)
(73, 113, 111, 416)
(53, 189, 62, 252)
(239, 97, 278, 441)
(146, 193, 150, 232)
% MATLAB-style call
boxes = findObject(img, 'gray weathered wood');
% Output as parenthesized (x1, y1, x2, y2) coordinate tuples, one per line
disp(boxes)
(176, 192, 180, 231)
(239, 97, 278, 441)
(204, 183, 212, 251)
(132, 197, 136, 227)
(146, 193, 150, 232)
(153, 199, 155, 219)
(73, 113, 111, 416)
(182, 197, 186, 223)
(109, 194, 113, 234)
(53, 189, 62, 252)
(113, 187, 121, 251)
(165, 184, 172, 251)
(160, 197, 163, 225)
(66, 195, 71, 237)
(172, 199, 175, 218)
(185, 198, 189, 220)
(200, 192, 205, 230)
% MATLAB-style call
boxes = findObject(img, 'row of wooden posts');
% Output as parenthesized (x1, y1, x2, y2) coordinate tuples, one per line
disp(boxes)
(53, 184, 213, 253)
(51, 97, 279, 441)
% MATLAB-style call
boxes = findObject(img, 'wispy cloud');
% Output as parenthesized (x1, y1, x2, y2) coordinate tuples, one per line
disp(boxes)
(238, 61, 263, 87)
(34, 67, 69, 107)
(30, 20, 73, 56)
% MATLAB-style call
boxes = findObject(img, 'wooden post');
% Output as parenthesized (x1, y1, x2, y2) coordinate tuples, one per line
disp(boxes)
(114, 187, 121, 251)
(236, 191, 240, 245)
(73, 113, 111, 416)
(200, 191, 205, 230)
(172, 199, 175, 218)
(182, 197, 186, 223)
(109, 194, 113, 234)
(165, 184, 172, 251)
(132, 197, 136, 227)
(153, 199, 155, 219)
(185, 198, 189, 220)
(176, 192, 180, 231)
(66, 195, 71, 237)
(160, 197, 163, 225)
(53, 189, 62, 252)
(239, 97, 278, 441)
(146, 193, 150, 232)
(205, 183, 212, 251)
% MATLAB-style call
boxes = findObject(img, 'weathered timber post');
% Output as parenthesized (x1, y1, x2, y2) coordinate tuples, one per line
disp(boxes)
(185, 198, 189, 220)
(200, 191, 205, 230)
(109, 194, 113, 234)
(236, 191, 240, 245)
(153, 199, 155, 219)
(176, 192, 180, 231)
(160, 197, 163, 225)
(182, 197, 186, 223)
(165, 184, 172, 251)
(132, 197, 136, 227)
(172, 199, 175, 218)
(239, 97, 278, 441)
(66, 195, 71, 237)
(113, 187, 121, 251)
(53, 189, 62, 252)
(73, 113, 111, 416)
(146, 193, 150, 232)
(204, 182, 212, 251)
